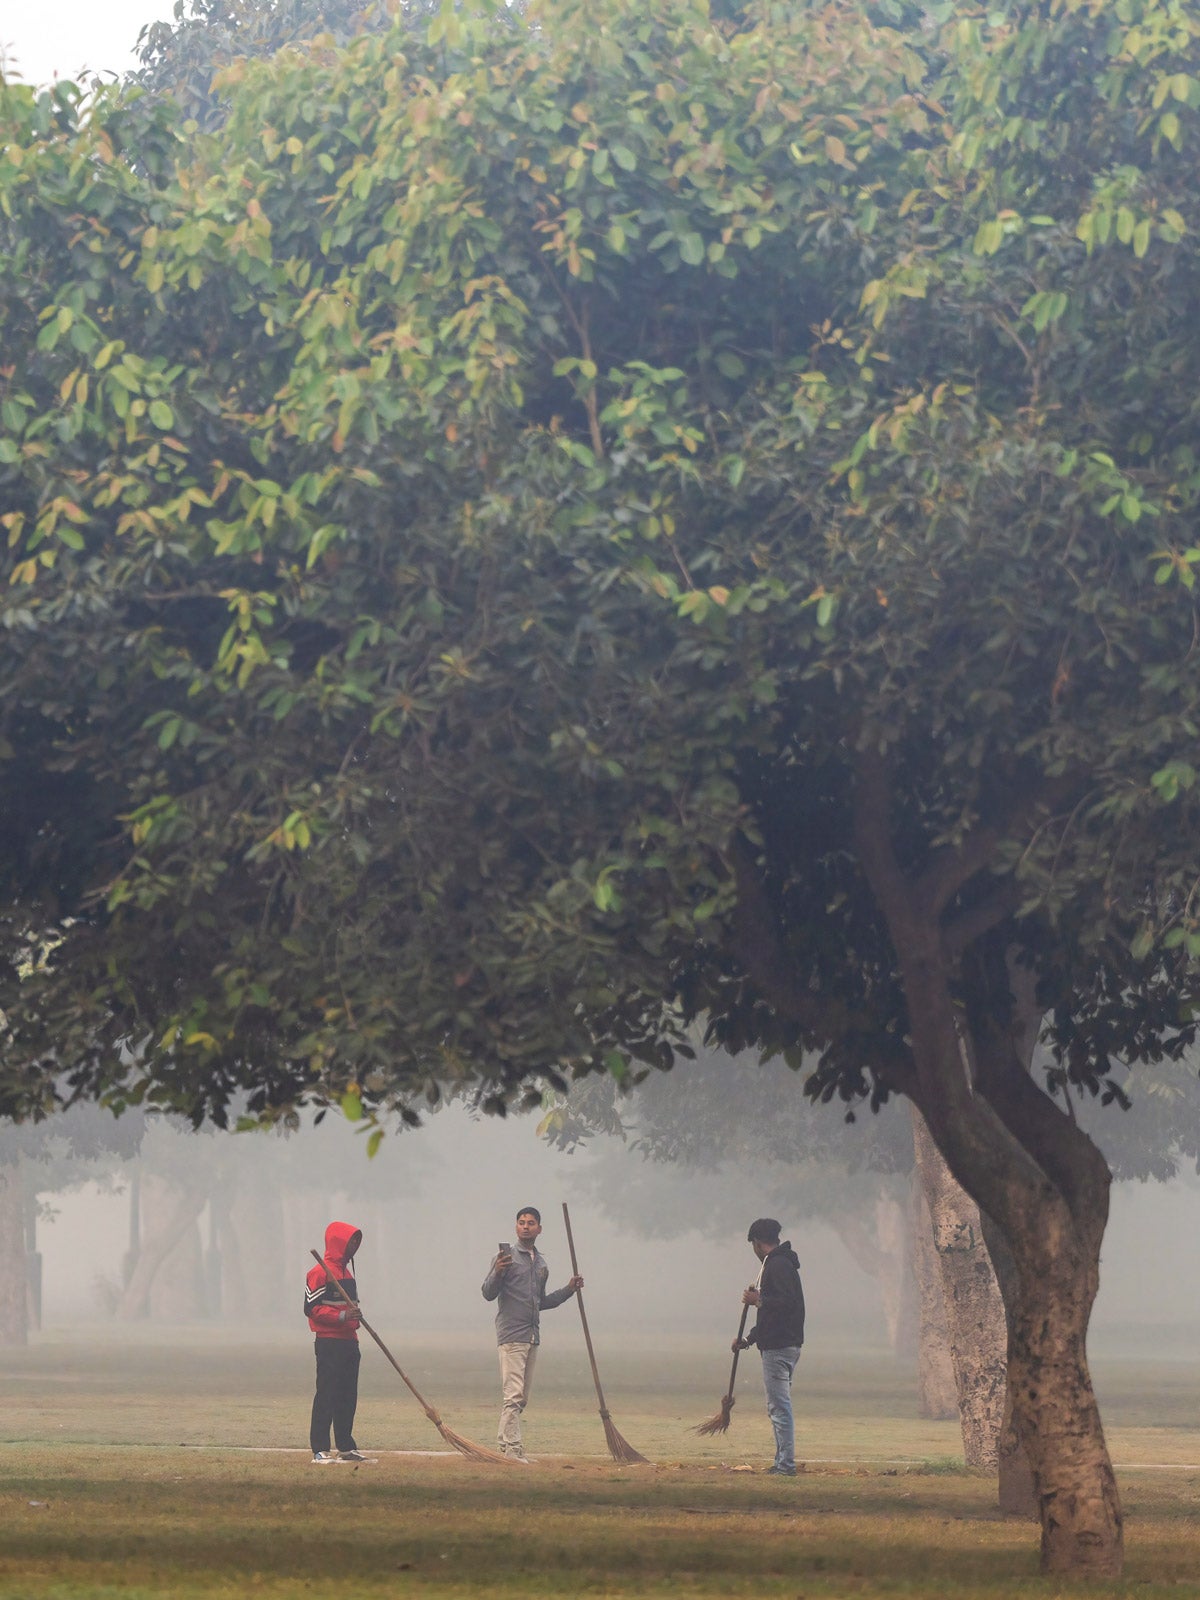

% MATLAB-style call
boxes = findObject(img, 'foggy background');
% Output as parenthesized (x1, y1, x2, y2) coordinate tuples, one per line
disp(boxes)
(28, 1088, 1200, 1356)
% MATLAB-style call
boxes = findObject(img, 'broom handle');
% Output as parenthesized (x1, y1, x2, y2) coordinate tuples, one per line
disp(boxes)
(724, 1302, 752, 1397)
(561, 1203, 610, 1415)
(310, 1248, 436, 1416)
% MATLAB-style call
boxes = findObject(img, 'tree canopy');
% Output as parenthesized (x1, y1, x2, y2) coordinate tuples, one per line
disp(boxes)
(3, 0, 1197, 1121)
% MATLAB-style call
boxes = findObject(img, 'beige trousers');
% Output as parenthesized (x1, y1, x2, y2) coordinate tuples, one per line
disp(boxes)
(497, 1340, 538, 1447)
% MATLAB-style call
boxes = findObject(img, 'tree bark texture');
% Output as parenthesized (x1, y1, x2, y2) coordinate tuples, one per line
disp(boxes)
(851, 748, 1124, 1577)
(910, 1178, 957, 1420)
(0, 1159, 27, 1346)
(911, 1107, 1005, 1468)
(980, 1211, 1039, 1517)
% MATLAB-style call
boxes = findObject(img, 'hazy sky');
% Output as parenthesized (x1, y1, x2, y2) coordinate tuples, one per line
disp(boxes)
(2, 0, 178, 87)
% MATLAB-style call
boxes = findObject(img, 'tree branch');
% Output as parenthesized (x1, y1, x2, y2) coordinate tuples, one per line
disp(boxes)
(941, 883, 1021, 963)
(727, 833, 827, 1037)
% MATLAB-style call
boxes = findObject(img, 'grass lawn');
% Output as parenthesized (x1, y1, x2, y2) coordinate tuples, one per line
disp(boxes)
(0, 1328, 1197, 1598)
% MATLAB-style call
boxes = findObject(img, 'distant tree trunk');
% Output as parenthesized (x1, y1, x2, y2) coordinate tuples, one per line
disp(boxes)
(205, 1183, 230, 1320)
(224, 1181, 287, 1322)
(911, 1107, 1006, 1468)
(0, 1158, 27, 1345)
(830, 1187, 918, 1357)
(116, 1172, 208, 1321)
(121, 1167, 141, 1290)
(874, 1192, 919, 1357)
(24, 1177, 41, 1333)
(911, 1172, 957, 1419)
(149, 1196, 205, 1321)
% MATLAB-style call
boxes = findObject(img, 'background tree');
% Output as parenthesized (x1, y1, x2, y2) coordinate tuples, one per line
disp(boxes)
(5, 0, 1200, 1575)
(129, 0, 397, 128)
(0, 1105, 142, 1343)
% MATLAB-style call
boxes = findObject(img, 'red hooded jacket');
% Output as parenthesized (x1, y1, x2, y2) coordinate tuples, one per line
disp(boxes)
(305, 1220, 362, 1340)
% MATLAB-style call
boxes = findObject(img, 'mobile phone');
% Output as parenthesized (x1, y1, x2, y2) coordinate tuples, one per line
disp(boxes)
(498, 1242, 511, 1255)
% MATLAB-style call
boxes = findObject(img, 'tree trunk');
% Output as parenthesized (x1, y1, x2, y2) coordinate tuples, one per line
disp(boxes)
(0, 1158, 27, 1345)
(851, 749, 1123, 1577)
(116, 1172, 208, 1321)
(911, 1107, 1005, 1467)
(875, 1192, 918, 1358)
(829, 1190, 918, 1357)
(980, 1211, 1039, 1517)
(24, 1177, 41, 1334)
(910, 1176, 957, 1419)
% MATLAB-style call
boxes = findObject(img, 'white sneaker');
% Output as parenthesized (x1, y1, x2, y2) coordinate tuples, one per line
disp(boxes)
(311, 1452, 337, 1464)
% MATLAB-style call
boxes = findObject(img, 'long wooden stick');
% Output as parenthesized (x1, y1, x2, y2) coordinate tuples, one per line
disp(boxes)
(560, 1203, 608, 1414)
(560, 1206, 649, 1462)
(310, 1248, 432, 1408)
(725, 1302, 752, 1396)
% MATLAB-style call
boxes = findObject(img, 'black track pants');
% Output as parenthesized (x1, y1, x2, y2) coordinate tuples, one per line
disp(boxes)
(310, 1337, 360, 1453)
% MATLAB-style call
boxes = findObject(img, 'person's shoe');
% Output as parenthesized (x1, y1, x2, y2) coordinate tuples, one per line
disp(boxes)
(765, 1465, 796, 1476)
(501, 1444, 530, 1463)
(311, 1451, 337, 1464)
(337, 1449, 373, 1463)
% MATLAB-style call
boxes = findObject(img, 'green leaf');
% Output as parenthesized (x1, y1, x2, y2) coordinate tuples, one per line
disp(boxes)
(341, 1089, 364, 1122)
(603, 1050, 629, 1083)
(149, 400, 175, 430)
(678, 232, 705, 267)
(611, 144, 636, 171)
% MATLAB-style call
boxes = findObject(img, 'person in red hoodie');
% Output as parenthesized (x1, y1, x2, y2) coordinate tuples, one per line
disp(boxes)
(305, 1220, 368, 1464)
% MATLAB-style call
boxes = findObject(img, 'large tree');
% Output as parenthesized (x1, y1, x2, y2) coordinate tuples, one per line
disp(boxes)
(4, 0, 1200, 1575)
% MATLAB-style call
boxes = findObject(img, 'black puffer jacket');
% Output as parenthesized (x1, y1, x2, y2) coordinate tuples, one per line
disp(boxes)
(746, 1242, 805, 1351)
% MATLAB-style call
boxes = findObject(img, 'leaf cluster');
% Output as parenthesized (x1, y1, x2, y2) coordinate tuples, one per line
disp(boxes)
(3, 0, 1200, 1134)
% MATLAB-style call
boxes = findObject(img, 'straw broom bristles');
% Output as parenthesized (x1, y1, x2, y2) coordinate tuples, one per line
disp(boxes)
(310, 1248, 514, 1466)
(694, 1391, 737, 1436)
(561, 1204, 650, 1467)
(410, 1397, 513, 1466)
(693, 1301, 752, 1435)
(599, 1406, 651, 1464)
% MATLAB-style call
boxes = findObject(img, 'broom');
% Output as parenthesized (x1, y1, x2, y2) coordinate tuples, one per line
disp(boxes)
(309, 1247, 512, 1466)
(694, 1262, 764, 1435)
(693, 1303, 751, 1435)
(560, 1203, 649, 1465)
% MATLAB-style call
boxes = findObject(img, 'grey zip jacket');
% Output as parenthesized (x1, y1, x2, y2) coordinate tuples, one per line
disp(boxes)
(481, 1245, 575, 1345)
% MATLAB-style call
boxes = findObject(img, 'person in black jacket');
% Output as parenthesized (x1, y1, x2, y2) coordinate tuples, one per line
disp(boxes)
(733, 1217, 806, 1476)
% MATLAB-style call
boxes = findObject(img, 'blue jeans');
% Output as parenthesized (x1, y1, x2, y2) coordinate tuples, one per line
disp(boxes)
(760, 1346, 801, 1471)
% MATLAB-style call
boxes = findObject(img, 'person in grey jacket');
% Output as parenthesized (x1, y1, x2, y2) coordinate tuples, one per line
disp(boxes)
(481, 1205, 582, 1460)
